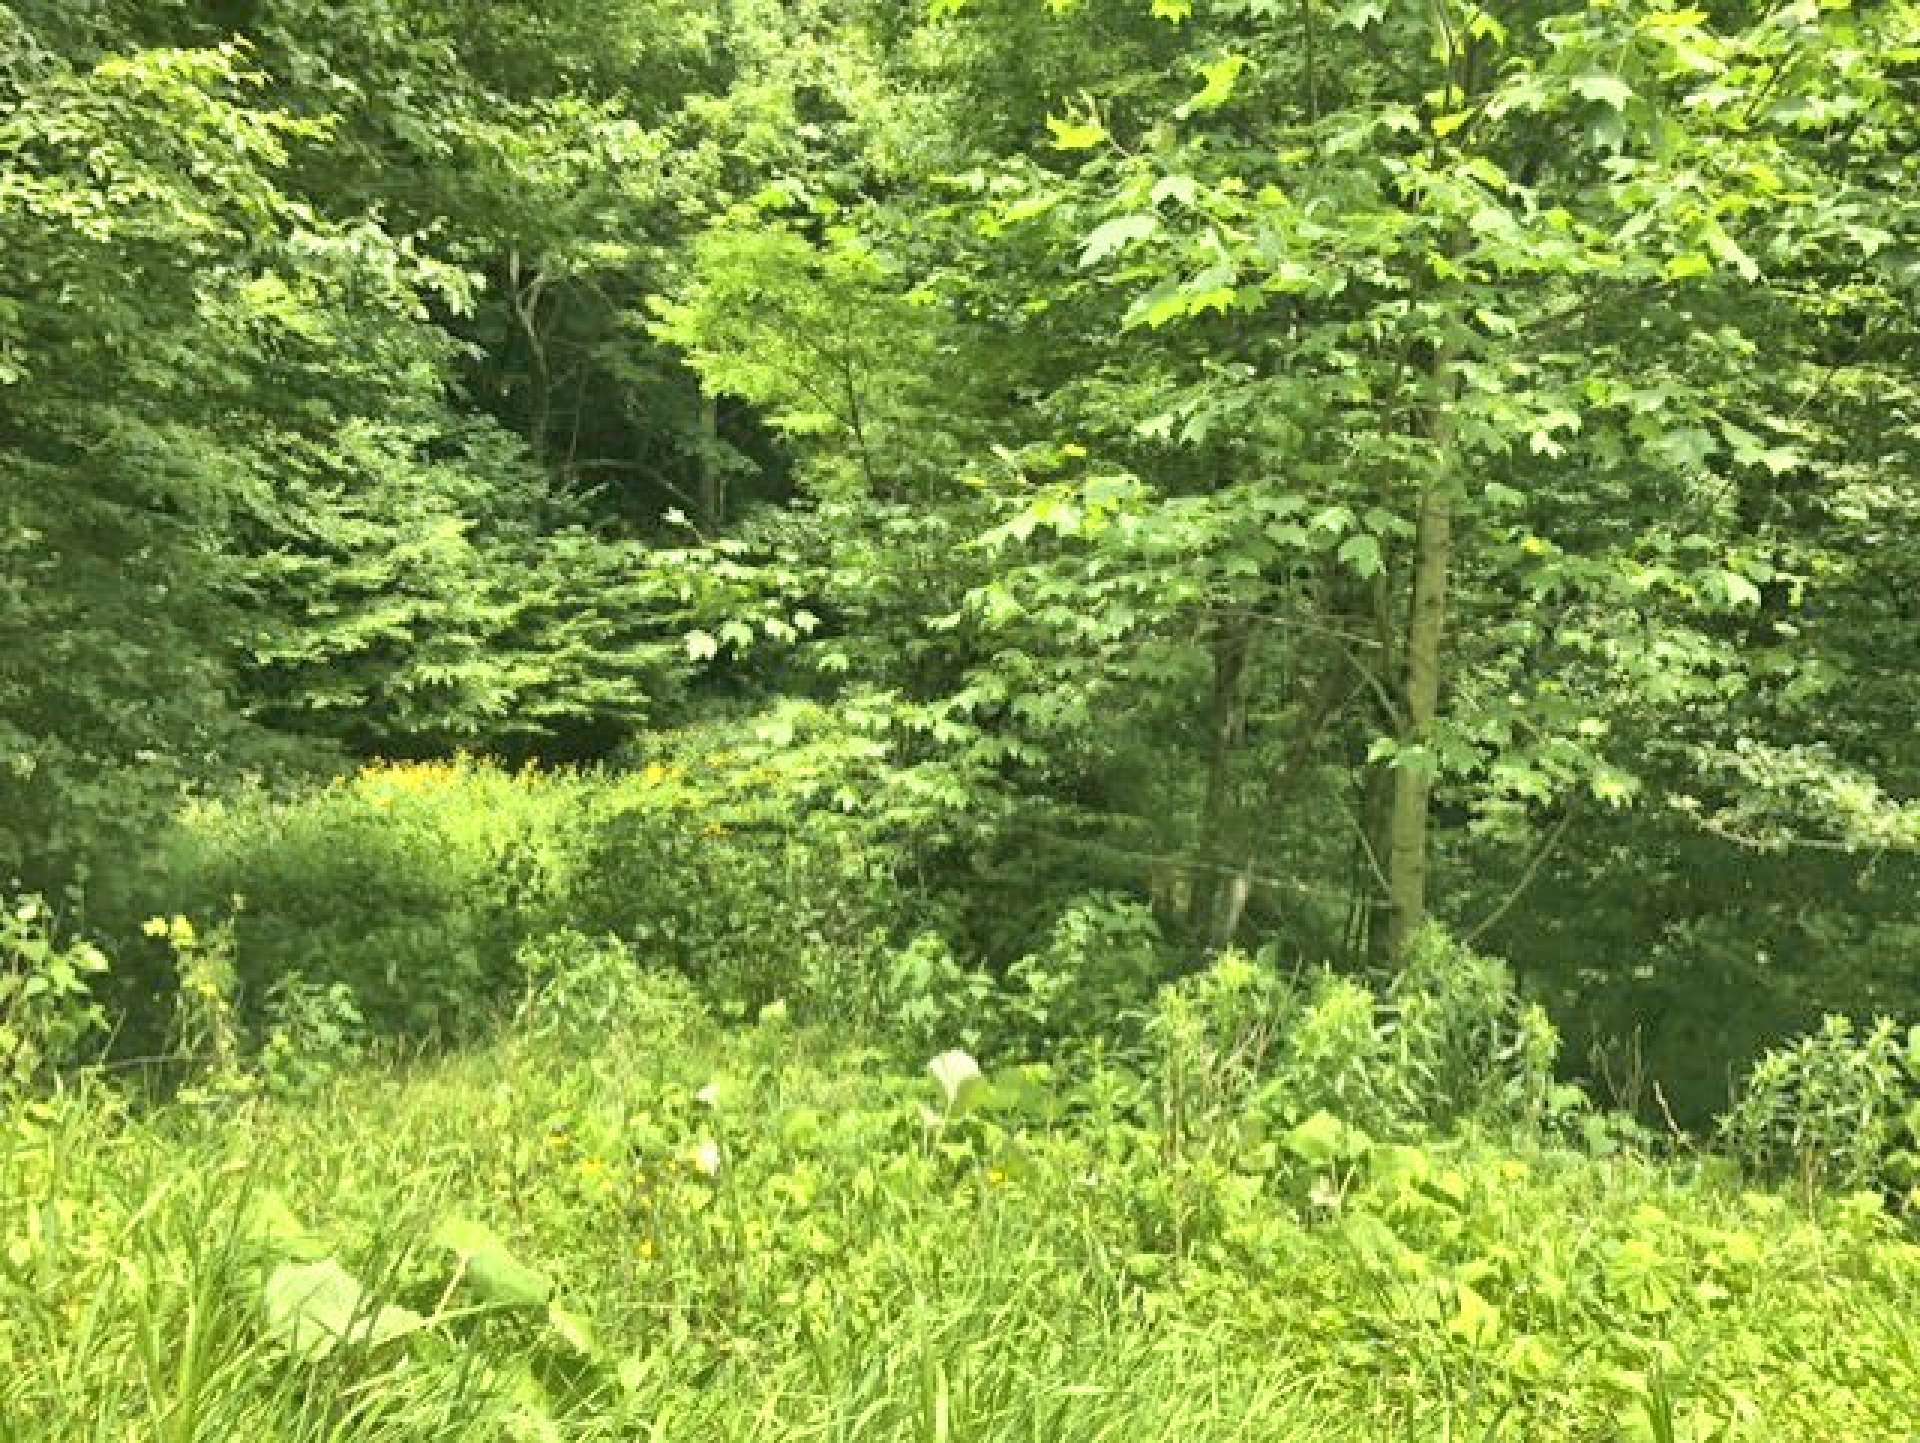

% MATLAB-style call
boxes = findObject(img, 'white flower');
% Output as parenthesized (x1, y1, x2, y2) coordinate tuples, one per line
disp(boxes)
(691, 1139, 724, 1178)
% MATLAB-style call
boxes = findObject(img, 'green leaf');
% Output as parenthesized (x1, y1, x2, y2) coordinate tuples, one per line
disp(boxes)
(1571, 73, 1635, 110)
(1284, 1110, 1370, 1166)
(263, 1260, 427, 1361)
(1079, 214, 1158, 268)
(1718, 570, 1762, 609)
(1338, 534, 1384, 580)
(1046, 115, 1108, 151)
(1180, 55, 1248, 116)
(1448, 1282, 1503, 1346)
(1663, 253, 1714, 282)
(1151, 174, 1199, 208)
(546, 1304, 598, 1357)
(434, 1217, 555, 1309)
(244, 1191, 330, 1263)
(1706, 228, 1760, 281)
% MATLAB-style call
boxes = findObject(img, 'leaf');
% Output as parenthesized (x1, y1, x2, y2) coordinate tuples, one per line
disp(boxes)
(1078, 214, 1157, 268)
(1449, 1282, 1504, 1346)
(1180, 55, 1248, 116)
(263, 1259, 427, 1361)
(1663, 252, 1714, 282)
(1151, 0, 1194, 19)
(1706, 228, 1760, 281)
(1338, 534, 1384, 579)
(434, 1216, 555, 1309)
(1151, 174, 1199, 208)
(1046, 115, 1107, 151)
(1571, 72, 1635, 110)
(546, 1304, 598, 1357)
(244, 1190, 330, 1263)
(928, 1049, 984, 1110)
(1717, 570, 1762, 609)
(1308, 504, 1355, 534)
(1284, 1110, 1360, 1166)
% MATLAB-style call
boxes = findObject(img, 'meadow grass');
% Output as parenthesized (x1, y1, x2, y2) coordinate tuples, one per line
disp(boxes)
(4, 980, 1917, 1442)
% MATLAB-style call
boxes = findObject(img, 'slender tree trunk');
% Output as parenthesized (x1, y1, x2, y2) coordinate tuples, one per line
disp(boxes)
(1384, 362, 1456, 962)
(1189, 616, 1251, 940)
(695, 391, 724, 532)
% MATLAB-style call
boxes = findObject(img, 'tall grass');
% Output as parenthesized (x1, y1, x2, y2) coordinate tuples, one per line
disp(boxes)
(6, 996, 1919, 1442)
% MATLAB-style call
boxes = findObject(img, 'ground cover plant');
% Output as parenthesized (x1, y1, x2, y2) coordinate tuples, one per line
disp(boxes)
(7, 915, 1920, 1442)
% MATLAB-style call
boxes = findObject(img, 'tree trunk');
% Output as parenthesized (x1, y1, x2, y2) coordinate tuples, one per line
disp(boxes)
(1189, 616, 1251, 941)
(1385, 359, 1457, 962)
(695, 391, 724, 532)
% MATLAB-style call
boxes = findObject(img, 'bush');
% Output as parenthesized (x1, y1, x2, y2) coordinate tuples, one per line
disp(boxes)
(1720, 1014, 1920, 1200)
(259, 974, 370, 1098)
(515, 928, 651, 1039)
(98, 702, 983, 1051)
(1001, 893, 1168, 1049)
(1148, 928, 1559, 1147)
(576, 701, 976, 1024)
(1, 894, 110, 1095)
(1384, 926, 1561, 1128)
(121, 760, 597, 1041)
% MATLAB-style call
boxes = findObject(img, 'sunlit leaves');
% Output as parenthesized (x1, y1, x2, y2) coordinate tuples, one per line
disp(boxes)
(1178, 55, 1248, 118)
(1046, 114, 1108, 151)
(1339, 533, 1385, 580)
(1079, 213, 1158, 268)
(1570, 72, 1635, 111)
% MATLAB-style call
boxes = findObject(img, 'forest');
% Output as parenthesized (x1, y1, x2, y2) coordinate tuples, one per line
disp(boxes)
(2, 0, 1918, 1438)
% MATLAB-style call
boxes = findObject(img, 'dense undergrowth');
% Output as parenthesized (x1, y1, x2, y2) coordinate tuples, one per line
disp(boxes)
(7, 739, 1920, 1441)
(6, 971, 1918, 1443)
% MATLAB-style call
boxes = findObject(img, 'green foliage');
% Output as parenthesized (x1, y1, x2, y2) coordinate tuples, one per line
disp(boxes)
(1001, 893, 1167, 1046)
(4, 1001, 1916, 1440)
(0, 895, 110, 1096)
(258, 974, 370, 1099)
(104, 702, 991, 1049)
(155, 912, 256, 1105)
(1721, 1015, 1920, 1202)
(513, 928, 651, 1040)
(1150, 929, 1559, 1149)
(576, 699, 988, 1024)
(130, 760, 595, 1041)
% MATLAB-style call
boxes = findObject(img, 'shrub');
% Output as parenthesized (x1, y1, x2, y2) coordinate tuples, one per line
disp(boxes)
(259, 974, 370, 1098)
(1148, 949, 1296, 1152)
(514, 929, 651, 1039)
(122, 760, 597, 1041)
(1384, 926, 1560, 1127)
(575, 701, 975, 1023)
(1720, 1014, 1920, 1200)
(1001, 893, 1168, 1049)
(1149, 928, 1559, 1146)
(152, 912, 255, 1104)
(0, 894, 110, 1095)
